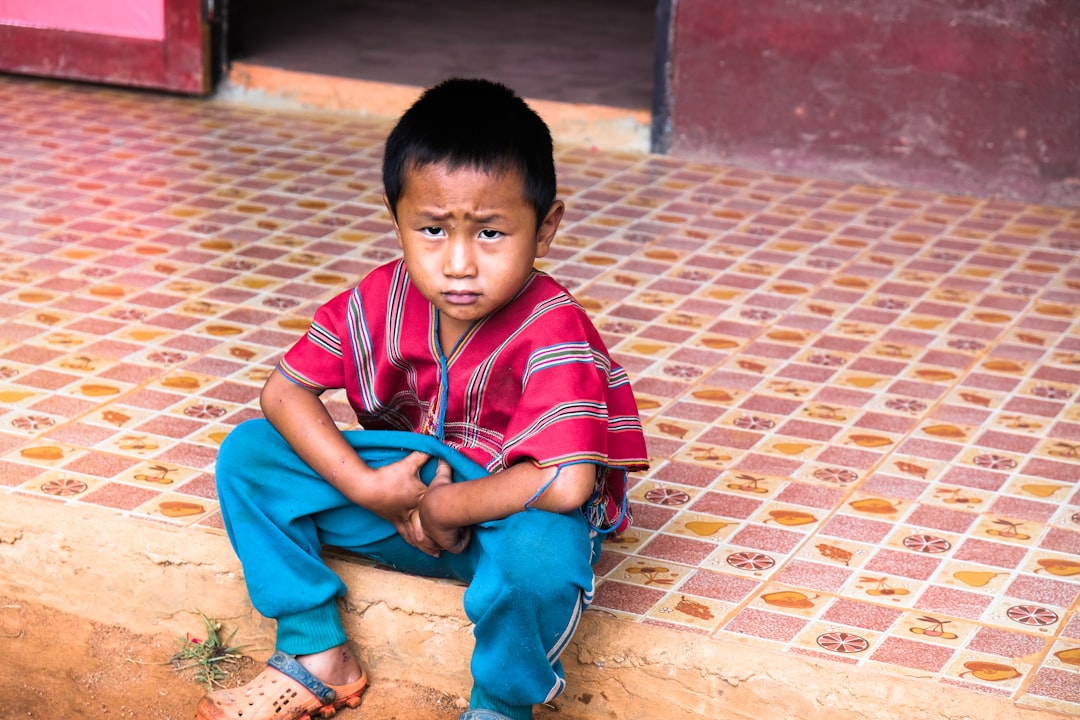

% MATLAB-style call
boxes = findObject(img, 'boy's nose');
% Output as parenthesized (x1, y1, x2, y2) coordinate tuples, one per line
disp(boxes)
(443, 236, 477, 277)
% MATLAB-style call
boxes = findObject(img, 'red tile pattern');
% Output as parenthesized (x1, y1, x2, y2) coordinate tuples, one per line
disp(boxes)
(0, 75, 1078, 714)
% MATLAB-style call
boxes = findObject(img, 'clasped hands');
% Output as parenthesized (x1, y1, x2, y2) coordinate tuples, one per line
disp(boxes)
(365, 451, 470, 557)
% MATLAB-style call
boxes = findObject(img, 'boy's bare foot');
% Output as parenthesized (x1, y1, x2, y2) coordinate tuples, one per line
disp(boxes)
(296, 643, 364, 686)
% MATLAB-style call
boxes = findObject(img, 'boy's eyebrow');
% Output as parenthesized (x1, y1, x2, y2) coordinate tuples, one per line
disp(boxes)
(414, 209, 507, 224)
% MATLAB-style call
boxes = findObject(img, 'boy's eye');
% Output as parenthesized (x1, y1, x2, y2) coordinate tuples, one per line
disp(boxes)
(479, 229, 502, 240)
(421, 227, 445, 237)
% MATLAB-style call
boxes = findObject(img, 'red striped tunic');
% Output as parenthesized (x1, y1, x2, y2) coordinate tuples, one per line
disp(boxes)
(279, 259, 648, 532)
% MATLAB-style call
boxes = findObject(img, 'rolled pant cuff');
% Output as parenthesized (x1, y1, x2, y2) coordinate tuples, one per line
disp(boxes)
(274, 600, 348, 656)
(469, 685, 531, 720)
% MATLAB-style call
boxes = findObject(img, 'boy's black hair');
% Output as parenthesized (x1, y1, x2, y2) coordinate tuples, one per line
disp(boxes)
(382, 78, 557, 229)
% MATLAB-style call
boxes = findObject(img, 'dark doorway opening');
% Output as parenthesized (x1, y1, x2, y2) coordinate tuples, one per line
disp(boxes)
(225, 0, 657, 111)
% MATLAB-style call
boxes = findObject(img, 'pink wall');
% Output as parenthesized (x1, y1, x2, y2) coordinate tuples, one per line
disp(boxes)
(0, 0, 164, 40)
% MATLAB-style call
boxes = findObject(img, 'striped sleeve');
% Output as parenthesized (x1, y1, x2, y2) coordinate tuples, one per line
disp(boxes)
(277, 288, 355, 392)
(499, 306, 648, 470)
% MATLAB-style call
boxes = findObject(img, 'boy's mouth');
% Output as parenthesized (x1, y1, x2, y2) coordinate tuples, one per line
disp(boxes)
(442, 291, 481, 305)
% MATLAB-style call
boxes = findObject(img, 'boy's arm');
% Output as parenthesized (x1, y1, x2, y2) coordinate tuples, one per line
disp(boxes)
(417, 460, 596, 552)
(260, 369, 443, 555)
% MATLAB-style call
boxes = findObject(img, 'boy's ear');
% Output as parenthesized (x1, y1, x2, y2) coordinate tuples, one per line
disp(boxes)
(535, 200, 564, 259)
(382, 193, 402, 245)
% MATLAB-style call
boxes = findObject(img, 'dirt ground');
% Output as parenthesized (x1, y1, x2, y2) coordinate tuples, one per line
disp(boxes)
(0, 598, 544, 720)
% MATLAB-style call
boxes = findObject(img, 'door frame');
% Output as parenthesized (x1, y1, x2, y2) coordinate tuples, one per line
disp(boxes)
(0, 0, 209, 95)
(651, 0, 673, 154)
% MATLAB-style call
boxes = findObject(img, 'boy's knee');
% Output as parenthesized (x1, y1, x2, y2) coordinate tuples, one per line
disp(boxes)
(482, 511, 593, 588)
(223, 417, 274, 442)
(217, 419, 276, 477)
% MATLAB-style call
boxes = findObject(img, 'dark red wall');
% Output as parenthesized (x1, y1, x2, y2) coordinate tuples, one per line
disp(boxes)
(662, 0, 1080, 203)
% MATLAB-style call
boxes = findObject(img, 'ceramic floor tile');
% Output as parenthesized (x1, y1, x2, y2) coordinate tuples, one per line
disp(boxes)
(1, 74, 1078, 714)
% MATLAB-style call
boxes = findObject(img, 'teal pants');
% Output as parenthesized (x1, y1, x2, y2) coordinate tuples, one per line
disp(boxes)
(215, 419, 602, 709)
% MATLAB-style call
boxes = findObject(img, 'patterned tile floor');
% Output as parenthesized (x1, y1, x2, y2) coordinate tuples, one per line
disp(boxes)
(1, 74, 1079, 715)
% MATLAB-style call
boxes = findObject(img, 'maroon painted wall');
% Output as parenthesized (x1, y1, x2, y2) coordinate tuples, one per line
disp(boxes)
(662, 0, 1080, 203)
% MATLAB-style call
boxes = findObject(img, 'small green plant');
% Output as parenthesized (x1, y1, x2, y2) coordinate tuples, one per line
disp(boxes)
(171, 611, 248, 691)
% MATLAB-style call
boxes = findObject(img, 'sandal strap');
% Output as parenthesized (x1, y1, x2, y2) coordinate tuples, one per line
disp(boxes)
(266, 651, 337, 705)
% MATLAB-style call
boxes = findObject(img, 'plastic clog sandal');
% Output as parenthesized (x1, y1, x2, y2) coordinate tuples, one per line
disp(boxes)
(195, 651, 367, 720)
(458, 711, 514, 720)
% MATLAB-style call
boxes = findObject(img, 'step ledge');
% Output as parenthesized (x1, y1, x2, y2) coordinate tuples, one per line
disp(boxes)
(0, 492, 1064, 720)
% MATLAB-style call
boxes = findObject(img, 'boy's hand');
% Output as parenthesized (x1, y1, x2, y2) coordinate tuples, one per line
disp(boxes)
(365, 450, 443, 557)
(418, 459, 472, 554)
(259, 372, 457, 556)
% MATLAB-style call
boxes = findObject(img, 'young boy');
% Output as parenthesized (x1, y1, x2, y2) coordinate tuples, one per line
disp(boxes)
(197, 78, 648, 720)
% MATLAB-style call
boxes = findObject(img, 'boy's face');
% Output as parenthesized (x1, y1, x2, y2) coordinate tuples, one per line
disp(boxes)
(386, 161, 563, 347)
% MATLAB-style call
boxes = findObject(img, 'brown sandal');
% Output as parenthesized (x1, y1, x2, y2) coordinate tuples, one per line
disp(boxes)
(195, 651, 368, 720)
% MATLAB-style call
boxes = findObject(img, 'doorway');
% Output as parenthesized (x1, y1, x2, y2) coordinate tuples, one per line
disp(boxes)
(224, 0, 658, 111)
